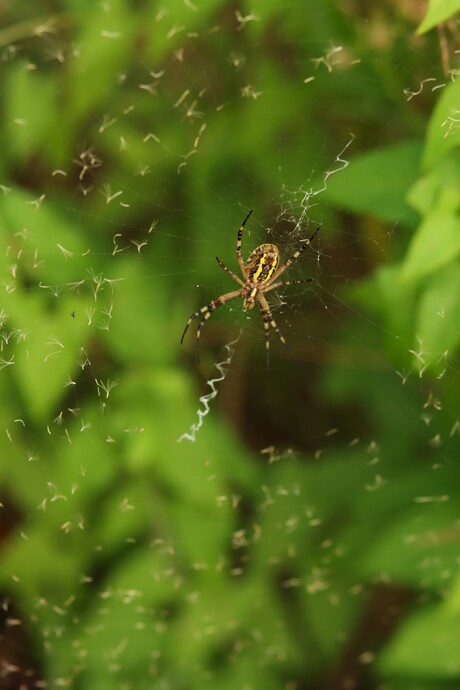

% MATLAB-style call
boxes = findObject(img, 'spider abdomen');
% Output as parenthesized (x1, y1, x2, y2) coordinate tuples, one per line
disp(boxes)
(246, 243, 280, 285)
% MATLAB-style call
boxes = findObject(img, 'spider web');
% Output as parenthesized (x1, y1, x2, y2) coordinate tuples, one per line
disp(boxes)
(0, 3, 459, 690)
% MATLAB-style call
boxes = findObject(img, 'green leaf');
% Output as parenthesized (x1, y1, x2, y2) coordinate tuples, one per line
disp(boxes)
(3, 290, 91, 420)
(142, 0, 235, 62)
(406, 173, 439, 215)
(166, 499, 232, 566)
(423, 77, 460, 167)
(447, 571, 460, 615)
(407, 152, 460, 215)
(321, 140, 422, 227)
(67, 2, 135, 122)
(108, 256, 177, 365)
(0, 187, 90, 284)
(50, 548, 175, 685)
(416, 261, 460, 362)
(381, 603, 460, 678)
(374, 264, 416, 363)
(3, 62, 58, 163)
(360, 501, 460, 589)
(400, 210, 460, 283)
(384, 680, 454, 690)
(0, 522, 84, 614)
(108, 366, 255, 504)
(417, 0, 460, 34)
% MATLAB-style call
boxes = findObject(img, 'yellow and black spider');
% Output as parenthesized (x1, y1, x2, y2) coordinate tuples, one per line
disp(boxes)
(181, 210, 319, 364)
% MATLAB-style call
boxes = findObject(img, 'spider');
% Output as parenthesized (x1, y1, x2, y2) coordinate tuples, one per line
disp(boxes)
(181, 210, 319, 365)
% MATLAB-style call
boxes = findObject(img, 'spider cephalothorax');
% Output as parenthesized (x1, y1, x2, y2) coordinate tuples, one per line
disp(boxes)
(181, 210, 319, 364)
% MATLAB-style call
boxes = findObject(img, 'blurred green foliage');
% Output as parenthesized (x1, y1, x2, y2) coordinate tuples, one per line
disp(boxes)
(0, 2, 460, 689)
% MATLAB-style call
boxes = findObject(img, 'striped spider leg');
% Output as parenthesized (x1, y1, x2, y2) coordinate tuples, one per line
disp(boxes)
(180, 289, 242, 362)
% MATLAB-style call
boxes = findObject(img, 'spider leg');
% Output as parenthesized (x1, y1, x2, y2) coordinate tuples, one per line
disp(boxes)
(216, 257, 244, 286)
(236, 209, 253, 279)
(270, 227, 319, 282)
(263, 278, 313, 293)
(258, 293, 290, 368)
(180, 289, 242, 362)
